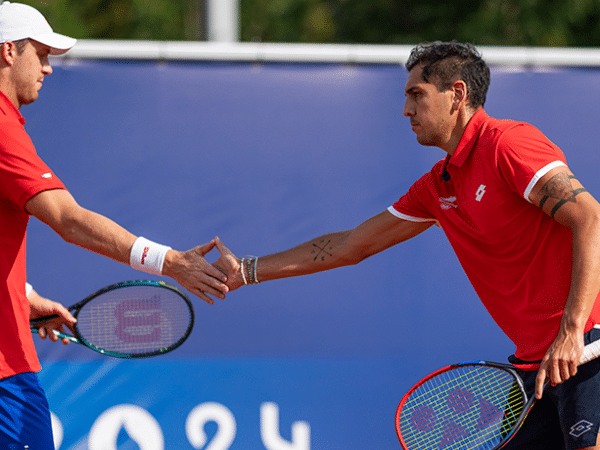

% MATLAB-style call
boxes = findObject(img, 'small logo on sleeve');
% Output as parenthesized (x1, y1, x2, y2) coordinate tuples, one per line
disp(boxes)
(41, 173, 52, 179)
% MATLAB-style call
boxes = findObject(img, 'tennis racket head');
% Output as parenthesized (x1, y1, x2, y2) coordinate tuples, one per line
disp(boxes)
(71, 280, 194, 358)
(395, 361, 528, 450)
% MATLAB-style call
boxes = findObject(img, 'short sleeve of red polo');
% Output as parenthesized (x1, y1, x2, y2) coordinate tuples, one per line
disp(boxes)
(0, 118, 65, 207)
(495, 123, 567, 200)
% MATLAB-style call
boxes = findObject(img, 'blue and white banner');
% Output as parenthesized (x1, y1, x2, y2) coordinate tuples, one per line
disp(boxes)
(26, 58, 600, 449)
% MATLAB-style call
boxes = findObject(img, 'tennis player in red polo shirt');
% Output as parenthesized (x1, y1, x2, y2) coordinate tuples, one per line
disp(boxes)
(213, 41, 600, 450)
(0, 3, 230, 448)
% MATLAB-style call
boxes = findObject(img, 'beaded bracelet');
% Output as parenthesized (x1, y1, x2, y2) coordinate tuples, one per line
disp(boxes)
(252, 257, 259, 284)
(240, 256, 260, 285)
(240, 258, 249, 285)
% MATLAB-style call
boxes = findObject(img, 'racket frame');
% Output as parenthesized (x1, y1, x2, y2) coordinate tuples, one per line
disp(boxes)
(395, 360, 531, 450)
(30, 280, 195, 359)
(396, 338, 600, 450)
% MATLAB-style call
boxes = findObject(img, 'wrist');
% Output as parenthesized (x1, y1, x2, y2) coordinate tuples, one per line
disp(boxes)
(160, 249, 177, 278)
(129, 237, 172, 276)
(559, 314, 587, 337)
(240, 256, 260, 285)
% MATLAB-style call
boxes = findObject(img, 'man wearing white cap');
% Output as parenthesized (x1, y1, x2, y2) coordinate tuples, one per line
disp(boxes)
(0, 3, 230, 448)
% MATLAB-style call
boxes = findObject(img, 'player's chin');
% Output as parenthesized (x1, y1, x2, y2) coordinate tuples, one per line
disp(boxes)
(20, 91, 40, 106)
(416, 136, 434, 146)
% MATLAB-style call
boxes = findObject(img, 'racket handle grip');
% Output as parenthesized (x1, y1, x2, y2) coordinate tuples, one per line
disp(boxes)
(30, 314, 60, 326)
(31, 328, 78, 343)
(580, 338, 600, 365)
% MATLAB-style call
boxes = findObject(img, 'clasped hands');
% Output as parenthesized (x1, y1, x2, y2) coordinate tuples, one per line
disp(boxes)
(180, 237, 243, 305)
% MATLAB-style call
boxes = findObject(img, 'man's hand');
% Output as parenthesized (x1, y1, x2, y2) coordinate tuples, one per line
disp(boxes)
(162, 238, 229, 304)
(212, 238, 244, 292)
(29, 290, 77, 345)
(535, 331, 583, 399)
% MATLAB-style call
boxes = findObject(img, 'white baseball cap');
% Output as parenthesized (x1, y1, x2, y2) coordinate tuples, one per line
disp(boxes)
(0, 2, 76, 55)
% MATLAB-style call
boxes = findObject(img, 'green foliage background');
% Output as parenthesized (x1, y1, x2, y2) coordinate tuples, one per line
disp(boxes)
(23, 0, 600, 46)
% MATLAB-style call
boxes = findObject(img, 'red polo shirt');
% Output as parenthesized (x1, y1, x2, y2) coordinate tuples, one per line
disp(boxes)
(0, 90, 66, 378)
(390, 109, 600, 362)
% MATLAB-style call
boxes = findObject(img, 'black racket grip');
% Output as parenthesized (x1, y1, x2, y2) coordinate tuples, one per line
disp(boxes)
(30, 314, 61, 326)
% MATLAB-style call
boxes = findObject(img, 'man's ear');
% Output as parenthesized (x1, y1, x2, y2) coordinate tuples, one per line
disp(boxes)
(451, 80, 468, 109)
(0, 41, 17, 66)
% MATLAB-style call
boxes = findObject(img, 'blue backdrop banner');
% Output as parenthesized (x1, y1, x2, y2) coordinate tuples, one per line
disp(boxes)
(24, 59, 600, 449)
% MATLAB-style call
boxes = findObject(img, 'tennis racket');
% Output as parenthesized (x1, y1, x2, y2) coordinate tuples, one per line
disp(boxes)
(395, 339, 600, 450)
(30, 280, 194, 359)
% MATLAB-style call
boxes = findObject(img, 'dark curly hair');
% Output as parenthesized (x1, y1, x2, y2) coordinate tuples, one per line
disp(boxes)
(406, 41, 490, 109)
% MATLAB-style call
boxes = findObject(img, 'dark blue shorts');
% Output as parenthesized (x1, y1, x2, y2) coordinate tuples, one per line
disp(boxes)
(503, 327, 600, 450)
(0, 372, 54, 450)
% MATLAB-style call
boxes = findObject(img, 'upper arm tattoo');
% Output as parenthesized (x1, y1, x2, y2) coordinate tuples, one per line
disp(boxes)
(537, 173, 588, 218)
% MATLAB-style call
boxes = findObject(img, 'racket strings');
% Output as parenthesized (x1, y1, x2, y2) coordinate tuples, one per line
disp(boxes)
(76, 285, 192, 356)
(401, 379, 521, 450)
(400, 370, 522, 450)
(398, 366, 525, 450)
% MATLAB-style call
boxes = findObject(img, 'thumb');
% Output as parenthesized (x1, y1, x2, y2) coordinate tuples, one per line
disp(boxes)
(57, 305, 77, 324)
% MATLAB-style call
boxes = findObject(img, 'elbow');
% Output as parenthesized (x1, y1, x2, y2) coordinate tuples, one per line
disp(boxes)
(337, 243, 376, 267)
(57, 218, 80, 245)
(572, 207, 600, 231)
(334, 229, 382, 267)
(52, 208, 86, 245)
(569, 206, 600, 249)
(338, 254, 363, 267)
(352, 247, 379, 265)
(589, 209, 600, 242)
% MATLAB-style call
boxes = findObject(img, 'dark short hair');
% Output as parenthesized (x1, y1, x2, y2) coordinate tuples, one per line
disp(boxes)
(406, 41, 490, 108)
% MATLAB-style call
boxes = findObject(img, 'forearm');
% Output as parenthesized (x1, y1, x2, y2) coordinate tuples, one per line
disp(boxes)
(26, 189, 228, 302)
(57, 207, 137, 264)
(256, 230, 358, 283)
(26, 190, 136, 264)
(529, 167, 600, 335)
(561, 215, 600, 335)
(214, 210, 433, 291)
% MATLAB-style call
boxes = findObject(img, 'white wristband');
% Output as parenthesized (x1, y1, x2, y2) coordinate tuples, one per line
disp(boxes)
(129, 237, 171, 275)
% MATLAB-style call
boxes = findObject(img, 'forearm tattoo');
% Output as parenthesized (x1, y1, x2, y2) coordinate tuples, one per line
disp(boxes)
(538, 173, 588, 218)
(311, 239, 333, 261)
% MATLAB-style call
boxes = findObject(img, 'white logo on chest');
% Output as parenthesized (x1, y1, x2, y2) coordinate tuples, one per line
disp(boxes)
(475, 185, 486, 202)
(439, 196, 458, 210)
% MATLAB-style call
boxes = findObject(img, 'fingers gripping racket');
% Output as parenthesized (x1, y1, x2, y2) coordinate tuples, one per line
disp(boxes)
(395, 339, 600, 450)
(30, 280, 194, 359)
